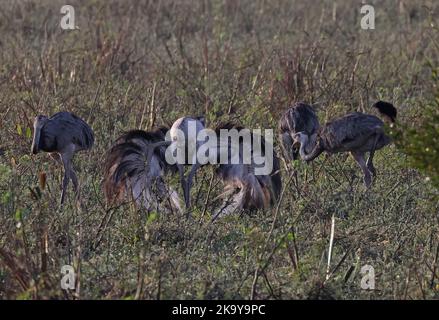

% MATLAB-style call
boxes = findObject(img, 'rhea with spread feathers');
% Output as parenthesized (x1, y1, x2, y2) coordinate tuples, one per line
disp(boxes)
(31, 111, 94, 204)
(291, 102, 397, 187)
(169, 117, 282, 218)
(103, 127, 182, 213)
(279, 102, 320, 160)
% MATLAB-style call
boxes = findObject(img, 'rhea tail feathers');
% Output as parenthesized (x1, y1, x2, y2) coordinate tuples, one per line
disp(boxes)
(103, 129, 182, 213)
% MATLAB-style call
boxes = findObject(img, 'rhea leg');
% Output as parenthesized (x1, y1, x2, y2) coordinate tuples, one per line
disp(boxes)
(70, 167, 79, 195)
(351, 151, 372, 188)
(366, 155, 376, 177)
(366, 133, 380, 177)
(185, 163, 201, 210)
(177, 164, 187, 207)
(60, 154, 73, 205)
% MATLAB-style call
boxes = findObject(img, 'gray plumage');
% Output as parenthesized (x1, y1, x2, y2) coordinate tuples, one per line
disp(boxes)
(293, 112, 394, 187)
(103, 128, 182, 213)
(279, 102, 320, 160)
(169, 117, 282, 218)
(31, 111, 94, 204)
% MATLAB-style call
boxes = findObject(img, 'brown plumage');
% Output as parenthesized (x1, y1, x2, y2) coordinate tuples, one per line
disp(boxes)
(293, 109, 396, 188)
(103, 127, 181, 213)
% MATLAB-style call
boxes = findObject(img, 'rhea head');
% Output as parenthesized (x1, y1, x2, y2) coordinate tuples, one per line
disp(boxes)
(292, 132, 309, 149)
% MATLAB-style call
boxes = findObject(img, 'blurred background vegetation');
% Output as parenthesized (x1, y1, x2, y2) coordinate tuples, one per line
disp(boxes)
(0, 0, 438, 299)
(390, 65, 439, 190)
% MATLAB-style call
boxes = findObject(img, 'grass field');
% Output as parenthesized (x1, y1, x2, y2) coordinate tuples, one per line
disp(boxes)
(0, 0, 438, 299)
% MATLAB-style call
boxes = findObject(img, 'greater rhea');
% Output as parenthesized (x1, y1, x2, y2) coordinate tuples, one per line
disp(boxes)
(292, 102, 397, 187)
(279, 102, 320, 160)
(31, 111, 94, 204)
(103, 127, 182, 213)
(169, 117, 282, 217)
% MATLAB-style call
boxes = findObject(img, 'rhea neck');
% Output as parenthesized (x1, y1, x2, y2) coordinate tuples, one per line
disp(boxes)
(299, 133, 317, 154)
(31, 118, 48, 154)
(297, 132, 323, 162)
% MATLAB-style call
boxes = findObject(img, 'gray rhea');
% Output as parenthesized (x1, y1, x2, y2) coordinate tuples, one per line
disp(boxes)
(279, 102, 320, 160)
(293, 111, 395, 188)
(103, 128, 181, 213)
(31, 111, 94, 204)
(169, 116, 207, 210)
(169, 117, 282, 218)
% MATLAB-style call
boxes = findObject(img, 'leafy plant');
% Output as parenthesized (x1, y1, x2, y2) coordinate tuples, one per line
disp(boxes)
(390, 68, 439, 189)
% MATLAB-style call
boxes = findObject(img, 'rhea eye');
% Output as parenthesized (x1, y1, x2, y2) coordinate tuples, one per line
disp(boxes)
(173, 136, 177, 141)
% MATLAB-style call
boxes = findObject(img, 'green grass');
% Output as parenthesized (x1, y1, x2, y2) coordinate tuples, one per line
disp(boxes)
(0, 0, 438, 299)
